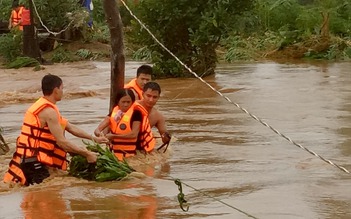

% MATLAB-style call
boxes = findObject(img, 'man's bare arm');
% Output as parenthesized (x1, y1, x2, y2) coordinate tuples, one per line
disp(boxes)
(66, 121, 108, 143)
(94, 116, 110, 136)
(40, 107, 97, 162)
(154, 110, 171, 143)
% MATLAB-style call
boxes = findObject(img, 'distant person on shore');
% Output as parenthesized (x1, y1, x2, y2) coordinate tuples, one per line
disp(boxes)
(80, 0, 94, 28)
(125, 64, 153, 100)
(8, 1, 24, 31)
(3, 74, 108, 186)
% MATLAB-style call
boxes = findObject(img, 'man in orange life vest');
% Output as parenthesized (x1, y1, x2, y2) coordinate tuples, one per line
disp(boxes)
(8, 1, 24, 31)
(3, 74, 108, 186)
(125, 64, 153, 100)
(125, 65, 171, 144)
(137, 82, 171, 145)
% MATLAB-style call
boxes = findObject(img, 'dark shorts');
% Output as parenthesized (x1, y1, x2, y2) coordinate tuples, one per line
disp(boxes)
(20, 157, 50, 186)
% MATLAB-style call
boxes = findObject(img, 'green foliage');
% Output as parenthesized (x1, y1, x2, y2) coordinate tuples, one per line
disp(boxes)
(6, 56, 40, 69)
(76, 49, 92, 59)
(224, 37, 253, 61)
(33, 0, 84, 30)
(0, 0, 12, 22)
(91, 0, 105, 24)
(83, 23, 110, 44)
(254, 0, 351, 36)
(255, 0, 302, 31)
(222, 32, 284, 62)
(127, 0, 255, 78)
(295, 7, 321, 35)
(68, 141, 135, 182)
(132, 46, 153, 61)
(343, 46, 351, 59)
(303, 36, 351, 60)
(91, 0, 134, 26)
(0, 31, 22, 62)
(51, 46, 77, 63)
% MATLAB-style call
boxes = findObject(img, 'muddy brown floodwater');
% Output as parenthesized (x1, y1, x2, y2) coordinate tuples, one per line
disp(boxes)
(0, 60, 350, 219)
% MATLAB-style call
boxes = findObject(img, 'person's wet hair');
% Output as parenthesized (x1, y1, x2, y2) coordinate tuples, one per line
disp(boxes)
(115, 89, 135, 105)
(41, 74, 62, 96)
(143, 81, 161, 94)
(12, 0, 19, 8)
(136, 65, 153, 77)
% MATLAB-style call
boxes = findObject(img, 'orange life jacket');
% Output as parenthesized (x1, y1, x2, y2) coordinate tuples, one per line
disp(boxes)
(3, 97, 68, 185)
(109, 102, 155, 160)
(11, 6, 24, 30)
(124, 78, 143, 100)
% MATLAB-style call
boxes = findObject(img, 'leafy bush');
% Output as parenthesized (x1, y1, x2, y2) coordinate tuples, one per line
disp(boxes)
(32, 0, 83, 31)
(0, 31, 22, 62)
(83, 23, 110, 44)
(127, 0, 255, 78)
(76, 49, 92, 59)
(0, 0, 12, 23)
(51, 47, 77, 63)
(6, 56, 40, 69)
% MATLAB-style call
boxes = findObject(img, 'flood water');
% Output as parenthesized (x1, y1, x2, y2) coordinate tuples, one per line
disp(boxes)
(0, 60, 350, 219)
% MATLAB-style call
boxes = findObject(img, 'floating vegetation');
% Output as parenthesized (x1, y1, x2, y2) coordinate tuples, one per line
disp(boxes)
(68, 141, 135, 182)
(0, 127, 10, 155)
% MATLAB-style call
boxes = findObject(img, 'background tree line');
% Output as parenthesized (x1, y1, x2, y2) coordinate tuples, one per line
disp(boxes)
(1, 0, 351, 76)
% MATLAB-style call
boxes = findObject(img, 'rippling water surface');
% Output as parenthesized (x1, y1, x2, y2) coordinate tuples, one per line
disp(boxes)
(0, 61, 350, 219)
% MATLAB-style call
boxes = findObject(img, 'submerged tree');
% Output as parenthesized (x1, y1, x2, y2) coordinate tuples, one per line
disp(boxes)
(127, 0, 254, 78)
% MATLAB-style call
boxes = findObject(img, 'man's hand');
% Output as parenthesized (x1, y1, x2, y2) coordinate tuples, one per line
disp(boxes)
(161, 132, 171, 144)
(105, 133, 115, 141)
(86, 151, 98, 163)
(94, 129, 102, 137)
(93, 135, 109, 144)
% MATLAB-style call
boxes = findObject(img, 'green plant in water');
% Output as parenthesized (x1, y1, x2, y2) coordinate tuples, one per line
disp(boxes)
(68, 141, 135, 182)
(6, 56, 40, 69)
(0, 127, 10, 155)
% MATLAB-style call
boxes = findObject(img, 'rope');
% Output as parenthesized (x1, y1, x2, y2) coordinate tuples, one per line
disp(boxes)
(120, 0, 350, 175)
(135, 154, 259, 218)
(31, 0, 73, 36)
(169, 177, 258, 219)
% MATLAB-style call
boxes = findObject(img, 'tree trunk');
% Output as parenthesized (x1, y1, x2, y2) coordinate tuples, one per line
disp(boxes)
(103, 0, 125, 112)
(320, 11, 330, 38)
(23, 0, 42, 63)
